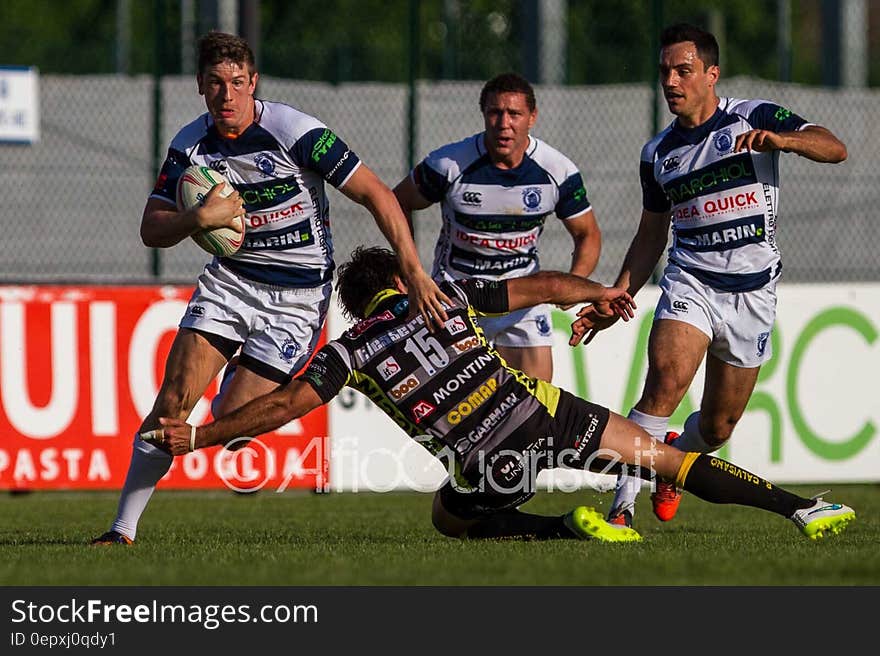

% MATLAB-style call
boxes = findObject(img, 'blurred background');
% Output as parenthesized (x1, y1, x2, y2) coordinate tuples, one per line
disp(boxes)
(0, 0, 877, 285)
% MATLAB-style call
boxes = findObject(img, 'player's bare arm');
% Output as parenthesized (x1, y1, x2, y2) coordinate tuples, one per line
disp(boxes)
(140, 185, 244, 248)
(505, 271, 635, 321)
(392, 175, 434, 236)
(341, 165, 451, 329)
(563, 210, 602, 278)
(735, 125, 847, 163)
(148, 380, 323, 456)
(556, 209, 602, 310)
(613, 208, 673, 296)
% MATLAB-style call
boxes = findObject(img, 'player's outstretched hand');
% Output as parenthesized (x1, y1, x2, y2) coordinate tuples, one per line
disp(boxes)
(569, 287, 635, 347)
(569, 310, 618, 346)
(139, 418, 197, 456)
(735, 129, 786, 153)
(592, 286, 636, 320)
(406, 271, 452, 332)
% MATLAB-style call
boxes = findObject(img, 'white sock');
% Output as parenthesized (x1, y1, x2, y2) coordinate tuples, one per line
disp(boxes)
(673, 412, 718, 453)
(608, 409, 670, 517)
(109, 435, 173, 540)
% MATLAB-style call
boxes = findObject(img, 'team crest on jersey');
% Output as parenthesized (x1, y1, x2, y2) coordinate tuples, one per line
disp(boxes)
(756, 331, 770, 357)
(254, 153, 276, 177)
(208, 159, 228, 175)
(411, 401, 435, 423)
(535, 314, 551, 336)
(378, 356, 401, 381)
(522, 187, 542, 211)
(713, 129, 733, 154)
(279, 338, 301, 363)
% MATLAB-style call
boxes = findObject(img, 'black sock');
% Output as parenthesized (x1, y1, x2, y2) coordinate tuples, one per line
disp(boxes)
(465, 510, 575, 540)
(680, 453, 813, 517)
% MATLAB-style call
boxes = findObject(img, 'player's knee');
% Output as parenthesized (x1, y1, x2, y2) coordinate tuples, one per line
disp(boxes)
(640, 376, 689, 413)
(699, 414, 737, 447)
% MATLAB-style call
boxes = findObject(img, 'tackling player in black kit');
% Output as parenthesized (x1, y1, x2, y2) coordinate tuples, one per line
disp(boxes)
(146, 247, 855, 543)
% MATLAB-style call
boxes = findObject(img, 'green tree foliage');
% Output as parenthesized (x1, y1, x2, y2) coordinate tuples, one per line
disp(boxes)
(260, 0, 409, 82)
(0, 0, 867, 87)
(568, 0, 655, 83)
(0, 0, 116, 72)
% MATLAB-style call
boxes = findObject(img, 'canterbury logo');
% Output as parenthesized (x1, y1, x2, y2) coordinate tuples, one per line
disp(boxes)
(462, 192, 482, 205)
(662, 156, 680, 172)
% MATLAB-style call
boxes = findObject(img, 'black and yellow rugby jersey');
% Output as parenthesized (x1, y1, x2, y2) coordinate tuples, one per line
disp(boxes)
(297, 279, 601, 473)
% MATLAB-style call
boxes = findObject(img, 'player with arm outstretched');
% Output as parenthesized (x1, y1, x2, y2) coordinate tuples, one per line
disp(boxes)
(150, 247, 854, 544)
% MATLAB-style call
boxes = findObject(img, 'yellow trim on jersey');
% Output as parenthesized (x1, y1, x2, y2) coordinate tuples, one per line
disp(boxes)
(675, 452, 701, 489)
(533, 380, 560, 416)
(363, 288, 403, 318)
(464, 304, 561, 417)
(349, 370, 447, 458)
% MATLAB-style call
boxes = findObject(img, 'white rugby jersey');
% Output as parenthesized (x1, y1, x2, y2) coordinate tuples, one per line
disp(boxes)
(151, 99, 361, 287)
(412, 133, 592, 281)
(641, 97, 810, 292)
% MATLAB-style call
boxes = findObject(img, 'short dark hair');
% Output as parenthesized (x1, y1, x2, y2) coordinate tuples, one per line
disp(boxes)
(197, 31, 256, 76)
(660, 23, 719, 69)
(479, 72, 536, 113)
(336, 246, 403, 321)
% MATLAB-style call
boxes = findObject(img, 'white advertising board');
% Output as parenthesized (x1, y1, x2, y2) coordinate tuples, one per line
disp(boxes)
(0, 66, 39, 143)
(328, 283, 880, 490)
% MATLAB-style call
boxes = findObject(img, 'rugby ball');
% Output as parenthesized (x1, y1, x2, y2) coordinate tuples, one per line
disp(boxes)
(176, 165, 245, 257)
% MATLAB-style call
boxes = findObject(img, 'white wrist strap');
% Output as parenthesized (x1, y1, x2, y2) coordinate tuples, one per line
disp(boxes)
(189, 425, 196, 452)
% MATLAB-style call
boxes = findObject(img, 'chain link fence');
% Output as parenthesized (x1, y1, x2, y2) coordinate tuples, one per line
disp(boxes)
(0, 72, 875, 285)
(1, 0, 878, 285)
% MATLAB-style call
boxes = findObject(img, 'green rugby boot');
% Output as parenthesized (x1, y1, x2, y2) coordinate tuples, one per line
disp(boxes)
(564, 506, 642, 543)
(790, 498, 855, 540)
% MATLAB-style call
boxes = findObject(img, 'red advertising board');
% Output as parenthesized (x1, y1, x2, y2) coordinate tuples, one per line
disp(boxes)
(0, 286, 328, 491)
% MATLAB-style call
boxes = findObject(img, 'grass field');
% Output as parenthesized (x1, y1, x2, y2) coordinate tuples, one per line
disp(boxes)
(1, 485, 877, 586)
